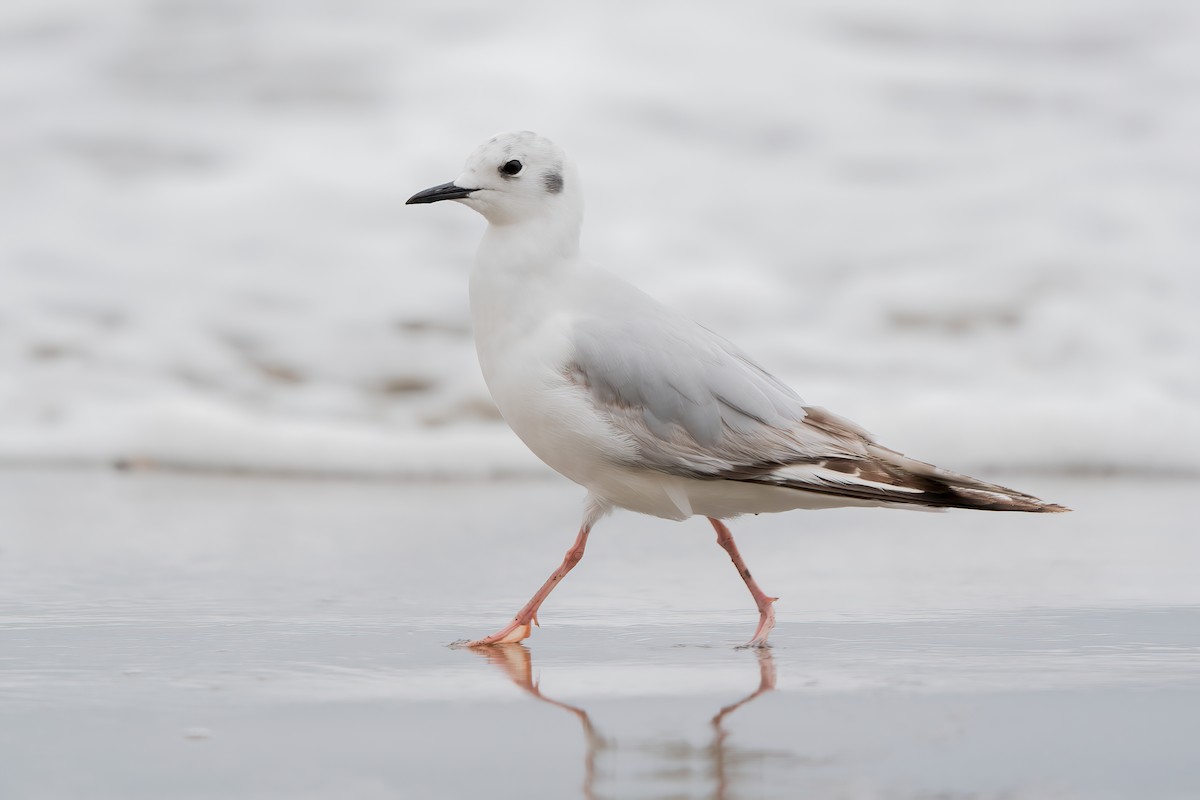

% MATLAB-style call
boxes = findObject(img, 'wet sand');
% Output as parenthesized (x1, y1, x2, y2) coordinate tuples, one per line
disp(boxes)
(1, 470, 1198, 799)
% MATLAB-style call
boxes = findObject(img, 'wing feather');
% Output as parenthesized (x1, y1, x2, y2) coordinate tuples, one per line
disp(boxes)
(570, 316, 866, 479)
(568, 312, 1066, 513)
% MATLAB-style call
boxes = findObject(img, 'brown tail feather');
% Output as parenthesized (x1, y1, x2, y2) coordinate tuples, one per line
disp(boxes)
(865, 445, 1070, 512)
(740, 445, 1070, 512)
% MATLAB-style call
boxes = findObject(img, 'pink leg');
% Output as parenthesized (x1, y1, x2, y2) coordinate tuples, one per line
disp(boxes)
(709, 517, 778, 648)
(465, 522, 593, 647)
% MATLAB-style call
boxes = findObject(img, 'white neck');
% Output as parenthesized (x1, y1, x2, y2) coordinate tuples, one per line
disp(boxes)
(469, 208, 585, 384)
(475, 205, 583, 278)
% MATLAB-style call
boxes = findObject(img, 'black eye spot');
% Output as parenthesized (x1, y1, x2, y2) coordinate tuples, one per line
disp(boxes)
(500, 159, 523, 177)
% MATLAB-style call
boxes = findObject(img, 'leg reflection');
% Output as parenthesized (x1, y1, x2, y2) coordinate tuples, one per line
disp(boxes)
(473, 644, 608, 800)
(470, 645, 779, 800)
(710, 647, 777, 799)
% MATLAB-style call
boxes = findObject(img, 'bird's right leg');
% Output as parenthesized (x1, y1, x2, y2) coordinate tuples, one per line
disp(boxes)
(709, 517, 778, 648)
(465, 521, 593, 647)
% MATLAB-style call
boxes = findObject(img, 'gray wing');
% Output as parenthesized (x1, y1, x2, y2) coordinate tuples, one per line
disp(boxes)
(569, 312, 1067, 513)
(568, 313, 873, 478)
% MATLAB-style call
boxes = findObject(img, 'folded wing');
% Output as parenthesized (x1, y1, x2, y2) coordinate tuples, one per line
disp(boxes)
(569, 314, 1065, 513)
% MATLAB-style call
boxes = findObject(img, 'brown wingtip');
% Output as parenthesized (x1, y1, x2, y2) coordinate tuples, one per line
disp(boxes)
(963, 492, 1071, 513)
(951, 486, 1072, 513)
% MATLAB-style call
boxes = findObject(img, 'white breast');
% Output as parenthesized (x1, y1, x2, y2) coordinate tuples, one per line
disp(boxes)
(470, 262, 639, 491)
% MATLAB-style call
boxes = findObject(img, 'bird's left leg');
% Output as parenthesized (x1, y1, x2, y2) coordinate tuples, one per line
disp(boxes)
(708, 517, 778, 648)
(465, 499, 609, 647)
(464, 522, 591, 646)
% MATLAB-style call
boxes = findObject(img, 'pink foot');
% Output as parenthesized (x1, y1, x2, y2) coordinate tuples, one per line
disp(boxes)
(741, 597, 777, 648)
(465, 620, 533, 647)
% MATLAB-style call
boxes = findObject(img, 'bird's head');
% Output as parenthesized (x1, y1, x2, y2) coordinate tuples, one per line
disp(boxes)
(407, 131, 580, 227)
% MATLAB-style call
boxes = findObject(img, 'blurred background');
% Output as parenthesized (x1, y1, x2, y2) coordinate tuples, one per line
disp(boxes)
(4, 7, 1200, 797)
(2, 0, 1198, 478)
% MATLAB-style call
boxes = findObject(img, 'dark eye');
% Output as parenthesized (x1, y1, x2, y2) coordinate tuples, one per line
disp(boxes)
(500, 159, 523, 176)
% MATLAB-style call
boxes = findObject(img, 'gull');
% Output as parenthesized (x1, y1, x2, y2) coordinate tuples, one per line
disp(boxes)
(407, 131, 1067, 648)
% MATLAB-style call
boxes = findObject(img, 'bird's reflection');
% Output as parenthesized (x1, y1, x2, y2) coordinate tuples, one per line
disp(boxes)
(473, 644, 780, 800)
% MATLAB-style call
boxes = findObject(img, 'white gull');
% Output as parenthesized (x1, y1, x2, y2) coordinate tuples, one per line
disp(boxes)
(407, 130, 1067, 648)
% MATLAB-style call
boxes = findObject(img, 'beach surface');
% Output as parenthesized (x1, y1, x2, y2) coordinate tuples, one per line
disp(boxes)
(1, 469, 1197, 799)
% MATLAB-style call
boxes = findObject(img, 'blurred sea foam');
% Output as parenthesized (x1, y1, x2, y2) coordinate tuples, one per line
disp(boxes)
(2, 0, 1198, 476)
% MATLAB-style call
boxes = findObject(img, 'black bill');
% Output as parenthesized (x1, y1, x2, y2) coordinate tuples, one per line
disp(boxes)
(405, 182, 476, 205)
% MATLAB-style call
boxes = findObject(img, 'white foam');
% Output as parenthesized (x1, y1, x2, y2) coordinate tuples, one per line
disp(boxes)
(1, 0, 1197, 477)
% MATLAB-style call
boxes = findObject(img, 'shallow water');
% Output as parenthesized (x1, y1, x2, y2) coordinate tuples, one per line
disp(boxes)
(1, 470, 1198, 798)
